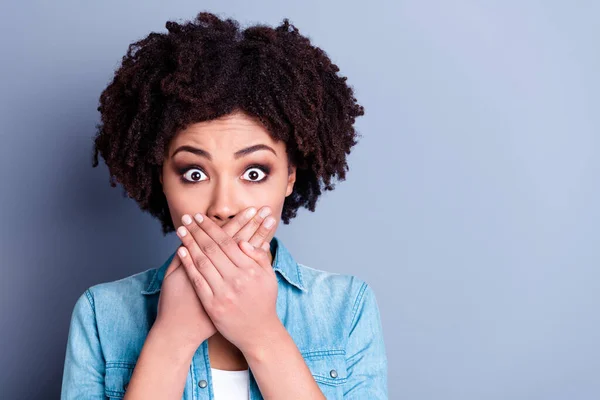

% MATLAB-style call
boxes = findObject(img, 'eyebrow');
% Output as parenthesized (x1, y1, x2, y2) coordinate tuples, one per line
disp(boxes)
(171, 144, 278, 160)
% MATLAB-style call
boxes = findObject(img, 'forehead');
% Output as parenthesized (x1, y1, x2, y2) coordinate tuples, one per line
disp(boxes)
(170, 111, 278, 151)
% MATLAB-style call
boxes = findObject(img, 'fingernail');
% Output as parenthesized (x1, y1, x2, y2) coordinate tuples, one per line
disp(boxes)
(194, 213, 204, 223)
(178, 247, 187, 257)
(264, 217, 275, 229)
(182, 214, 192, 225)
(246, 208, 257, 218)
(177, 226, 187, 237)
(259, 207, 271, 218)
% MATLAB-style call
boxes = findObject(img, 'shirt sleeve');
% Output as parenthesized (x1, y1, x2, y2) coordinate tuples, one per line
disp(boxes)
(60, 289, 107, 400)
(343, 281, 388, 399)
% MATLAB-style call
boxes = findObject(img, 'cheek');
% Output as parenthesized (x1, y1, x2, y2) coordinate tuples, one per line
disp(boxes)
(260, 175, 290, 217)
(162, 179, 208, 225)
(264, 198, 286, 222)
(249, 187, 285, 213)
(164, 195, 186, 228)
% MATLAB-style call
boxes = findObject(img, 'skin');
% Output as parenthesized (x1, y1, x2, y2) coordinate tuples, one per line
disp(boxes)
(159, 108, 296, 369)
(160, 108, 296, 247)
(124, 110, 326, 399)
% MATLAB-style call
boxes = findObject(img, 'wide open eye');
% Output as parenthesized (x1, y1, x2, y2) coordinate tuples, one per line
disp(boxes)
(242, 166, 268, 183)
(182, 168, 207, 183)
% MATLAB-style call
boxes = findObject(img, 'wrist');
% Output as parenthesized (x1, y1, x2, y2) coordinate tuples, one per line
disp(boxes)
(148, 322, 205, 362)
(242, 321, 289, 364)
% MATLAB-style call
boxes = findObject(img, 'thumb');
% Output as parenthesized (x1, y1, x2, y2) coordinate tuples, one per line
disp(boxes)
(164, 249, 183, 279)
(240, 241, 271, 270)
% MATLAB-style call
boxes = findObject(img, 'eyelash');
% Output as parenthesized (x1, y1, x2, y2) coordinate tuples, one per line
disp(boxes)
(177, 164, 272, 185)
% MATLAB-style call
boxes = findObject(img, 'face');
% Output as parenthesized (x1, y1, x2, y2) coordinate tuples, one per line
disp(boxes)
(160, 110, 296, 235)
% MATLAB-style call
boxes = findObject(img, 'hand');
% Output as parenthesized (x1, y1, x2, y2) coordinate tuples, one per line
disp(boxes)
(176, 209, 280, 356)
(154, 206, 276, 349)
(153, 255, 214, 349)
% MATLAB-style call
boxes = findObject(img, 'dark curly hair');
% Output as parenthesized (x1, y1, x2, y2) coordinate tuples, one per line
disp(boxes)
(92, 11, 364, 235)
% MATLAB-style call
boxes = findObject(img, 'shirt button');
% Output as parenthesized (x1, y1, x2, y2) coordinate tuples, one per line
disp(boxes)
(198, 379, 208, 388)
(330, 369, 338, 378)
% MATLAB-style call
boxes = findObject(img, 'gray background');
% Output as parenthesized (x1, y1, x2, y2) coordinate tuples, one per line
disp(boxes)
(1, 1, 599, 399)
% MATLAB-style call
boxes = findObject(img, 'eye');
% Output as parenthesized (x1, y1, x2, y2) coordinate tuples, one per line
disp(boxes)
(242, 166, 268, 183)
(182, 168, 207, 183)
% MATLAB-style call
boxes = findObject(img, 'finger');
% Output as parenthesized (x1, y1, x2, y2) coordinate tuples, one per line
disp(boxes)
(177, 246, 214, 302)
(194, 213, 255, 270)
(222, 206, 258, 240)
(247, 215, 277, 249)
(177, 222, 225, 292)
(261, 241, 270, 253)
(231, 206, 272, 246)
(239, 241, 273, 271)
(183, 214, 238, 280)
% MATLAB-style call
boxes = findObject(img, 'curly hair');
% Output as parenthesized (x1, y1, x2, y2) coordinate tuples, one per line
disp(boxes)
(92, 11, 364, 235)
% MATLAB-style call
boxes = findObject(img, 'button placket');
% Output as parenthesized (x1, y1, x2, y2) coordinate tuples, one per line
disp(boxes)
(192, 338, 213, 398)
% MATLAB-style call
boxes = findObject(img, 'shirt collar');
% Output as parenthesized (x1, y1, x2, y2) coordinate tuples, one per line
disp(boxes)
(141, 235, 307, 295)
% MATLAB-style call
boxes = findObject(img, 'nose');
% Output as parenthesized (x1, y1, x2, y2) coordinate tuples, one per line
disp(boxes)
(205, 180, 240, 224)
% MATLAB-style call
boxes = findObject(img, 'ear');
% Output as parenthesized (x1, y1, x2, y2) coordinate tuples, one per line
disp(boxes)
(285, 164, 296, 197)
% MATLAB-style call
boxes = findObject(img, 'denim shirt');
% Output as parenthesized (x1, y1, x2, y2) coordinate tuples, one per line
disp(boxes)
(60, 236, 388, 399)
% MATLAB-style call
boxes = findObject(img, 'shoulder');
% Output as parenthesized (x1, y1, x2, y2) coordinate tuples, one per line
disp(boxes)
(295, 262, 375, 321)
(285, 262, 383, 360)
(64, 266, 165, 370)
(86, 268, 157, 303)
(297, 261, 369, 297)
(68, 265, 162, 361)
(73, 265, 161, 326)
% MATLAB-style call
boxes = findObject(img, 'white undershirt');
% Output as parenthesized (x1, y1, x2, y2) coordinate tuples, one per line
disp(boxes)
(210, 367, 250, 399)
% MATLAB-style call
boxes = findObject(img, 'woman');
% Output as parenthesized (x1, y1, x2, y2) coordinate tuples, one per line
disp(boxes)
(61, 11, 387, 400)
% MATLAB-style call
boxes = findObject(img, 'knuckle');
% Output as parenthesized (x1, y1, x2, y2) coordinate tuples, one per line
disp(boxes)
(232, 277, 244, 292)
(186, 222, 200, 235)
(201, 241, 219, 255)
(223, 291, 236, 305)
(256, 227, 268, 238)
(195, 255, 212, 270)
(191, 275, 204, 289)
(250, 217, 262, 230)
(217, 235, 234, 248)
(231, 233, 242, 244)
